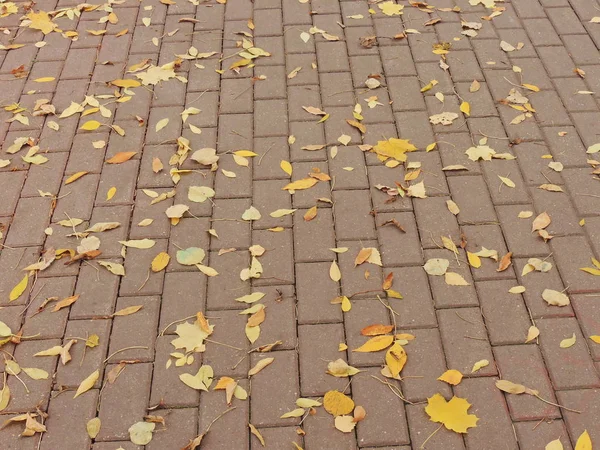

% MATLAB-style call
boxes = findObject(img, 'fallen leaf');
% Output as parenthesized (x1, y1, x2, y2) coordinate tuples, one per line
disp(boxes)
(532, 212, 551, 232)
(445, 272, 470, 286)
(323, 390, 354, 416)
(249, 424, 265, 446)
(334, 415, 356, 433)
(330, 260, 341, 281)
(129, 422, 155, 445)
(471, 359, 489, 373)
(425, 393, 479, 433)
(353, 335, 394, 352)
(86, 418, 101, 439)
(438, 369, 463, 385)
(327, 358, 360, 377)
(106, 151, 136, 164)
(248, 358, 274, 376)
(542, 289, 570, 307)
(560, 333, 576, 348)
(74, 370, 99, 398)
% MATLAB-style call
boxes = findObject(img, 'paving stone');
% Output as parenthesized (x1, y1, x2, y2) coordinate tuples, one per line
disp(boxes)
(538, 317, 600, 389)
(296, 262, 341, 324)
(56, 319, 111, 389)
(551, 235, 600, 293)
(352, 367, 410, 447)
(298, 323, 347, 396)
(447, 176, 496, 224)
(401, 328, 453, 403)
(462, 224, 516, 281)
(338, 240, 384, 299)
(97, 363, 153, 441)
(376, 212, 423, 267)
(454, 378, 518, 450)
(119, 239, 168, 296)
(424, 248, 480, 309)
(493, 344, 560, 421)
(250, 350, 300, 426)
(514, 420, 573, 450)
(146, 408, 198, 450)
(293, 207, 336, 263)
(198, 385, 250, 450)
(206, 250, 250, 310)
(21, 276, 76, 339)
(555, 389, 600, 447)
(7, 339, 59, 412)
(333, 189, 376, 240)
(40, 389, 98, 450)
(109, 296, 160, 361)
(437, 307, 496, 377)
(5, 197, 51, 247)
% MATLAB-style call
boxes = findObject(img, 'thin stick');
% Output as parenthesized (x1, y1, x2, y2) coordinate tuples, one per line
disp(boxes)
(534, 394, 581, 413)
(103, 346, 149, 363)
(419, 423, 443, 449)
(159, 315, 197, 336)
(205, 339, 242, 351)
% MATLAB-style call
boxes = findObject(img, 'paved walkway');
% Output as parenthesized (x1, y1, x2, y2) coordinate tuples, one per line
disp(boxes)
(1, 0, 600, 448)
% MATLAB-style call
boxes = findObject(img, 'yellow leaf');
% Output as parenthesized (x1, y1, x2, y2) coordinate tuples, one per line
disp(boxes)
(330, 260, 341, 282)
(26, 11, 57, 34)
(0, 382, 10, 412)
(559, 333, 576, 348)
(113, 305, 143, 316)
(334, 415, 356, 433)
(245, 324, 260, 343)
(80, 120, 102, 131)
(155, 118, 169, 132)
(249, 424, 265, 446)
(52, 294, 80, 312)
(385, 343, 407, 377)
(280, 160, 292, 176)
(341, 295, 351, 312)
(111, 78, 141, 87)
(438, 369, 463, 386)
(74, 370, 99, 398)
(581, 267, 600, 276)
(471, 359, 489, 373)
(460, 101, 471, 116)
(304, 206, 317, 221)
(467, 252, 481, 268)
(522, 83, 540, 92)
(283, 178, 318, 190)
(86, 418, 101, 439)
(323, 390, 354, 416)
(106, 151, 136, 164)
(499, 175, 515, 188)
(575, 430, 592, 450)
(546, 439, 564, 450)
(373, 138, 417, 162)
(353, 335, 394, 353)
(34, 77, 55, 83)
(151, 252, 170, 272)
(445, 272, 470, 286)
(590, 335, 600, 344)
(525, 325, 540, 343)
(425, 393, 479, 433)
(248, 357, 274, 376)
(106, 186, 116, 200)
(234, 150, 258, 157)
(280, 408, 305, 418)
(9, 274, 28, 302)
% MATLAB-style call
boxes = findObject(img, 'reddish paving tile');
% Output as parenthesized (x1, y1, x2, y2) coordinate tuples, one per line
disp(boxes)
(2, 1, 600, 448)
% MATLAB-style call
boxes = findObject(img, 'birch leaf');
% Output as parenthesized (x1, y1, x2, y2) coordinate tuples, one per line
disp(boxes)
(74, 370, 99, 398)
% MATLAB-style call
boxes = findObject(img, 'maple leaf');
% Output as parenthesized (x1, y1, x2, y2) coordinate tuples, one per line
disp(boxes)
(135, 63, 177, 86)
(26, 11, 57, 35)
(171, 321, 211, 353)
(373, 138, 417, 162)
(425, 393, 479, 433)
(378, 1, 404, 16)
(465, 145, 496, 161)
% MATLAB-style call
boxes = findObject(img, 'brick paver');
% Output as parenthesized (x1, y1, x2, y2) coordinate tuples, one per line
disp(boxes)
(2, 0, 600, 448)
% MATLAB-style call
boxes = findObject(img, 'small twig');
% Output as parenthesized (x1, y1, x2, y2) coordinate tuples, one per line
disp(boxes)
(419, 423, 443, 449)
(205, 339, 242, 351)
(103, 346, 149, 363)
(534, 394, 581, 413)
